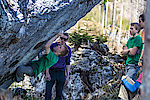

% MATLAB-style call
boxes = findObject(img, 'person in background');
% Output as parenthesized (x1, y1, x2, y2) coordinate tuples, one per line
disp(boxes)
(138, 14, 145, 67)
(122, 72, 143, 93)
(118, 71, 143, 100)
(45, 32, 71, 100)
(121, 23, 143, 81)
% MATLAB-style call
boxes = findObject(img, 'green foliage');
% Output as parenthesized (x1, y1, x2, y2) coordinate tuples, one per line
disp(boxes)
(69, 31, 108, 51)
(94, 35, 107, 44)
(82, 33, 94, 43)
(69, 32, 94, 51)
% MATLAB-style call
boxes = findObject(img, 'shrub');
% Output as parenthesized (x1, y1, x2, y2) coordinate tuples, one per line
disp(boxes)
(94, 35, 107, 44)
(69, 32, 93, 51)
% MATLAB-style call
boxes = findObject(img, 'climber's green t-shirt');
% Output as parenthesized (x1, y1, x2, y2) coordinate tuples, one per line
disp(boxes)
(126, 35, 143, 65)
(32, 50, 58, 78)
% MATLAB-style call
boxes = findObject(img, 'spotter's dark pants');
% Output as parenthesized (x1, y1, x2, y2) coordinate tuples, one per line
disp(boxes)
(45, 69, 66, 100)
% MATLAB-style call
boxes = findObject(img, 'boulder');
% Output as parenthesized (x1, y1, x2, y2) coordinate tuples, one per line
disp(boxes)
(0, 0, 101, 87)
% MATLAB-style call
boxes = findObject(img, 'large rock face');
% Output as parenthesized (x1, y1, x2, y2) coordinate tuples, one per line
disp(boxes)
(0, 0, 101, 86)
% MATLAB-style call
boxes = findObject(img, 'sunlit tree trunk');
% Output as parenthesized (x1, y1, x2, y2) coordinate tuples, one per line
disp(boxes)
(136, 0, 139, 21)
(102, 2, 105, 35)
(128, 0, 133, 39)
(105, 0, 108, 35)
(142, 0, 150, 99)
(99, 4, 101, 25)
(112, 0, 116, 39)
(118, 1, 123, 48)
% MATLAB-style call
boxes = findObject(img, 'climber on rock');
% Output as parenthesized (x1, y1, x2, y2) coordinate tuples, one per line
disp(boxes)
(0, 32, 69, 89)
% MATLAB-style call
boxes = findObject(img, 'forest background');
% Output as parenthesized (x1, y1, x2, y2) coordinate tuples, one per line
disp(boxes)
(68, 0, 146, 54)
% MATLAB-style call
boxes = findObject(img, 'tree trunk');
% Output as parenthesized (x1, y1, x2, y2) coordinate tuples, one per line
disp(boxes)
(99, 4, 101, 25)
(136, 0, 139, 21)
(142, 0, 150, 99)
(0, 0, 101, 87)
(112, 0, 116, 39)
(102, 3, 105, 35)
(128, 0, 133, 39)
(117, 1, 123, 48)
(105, 0, 108, 35)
